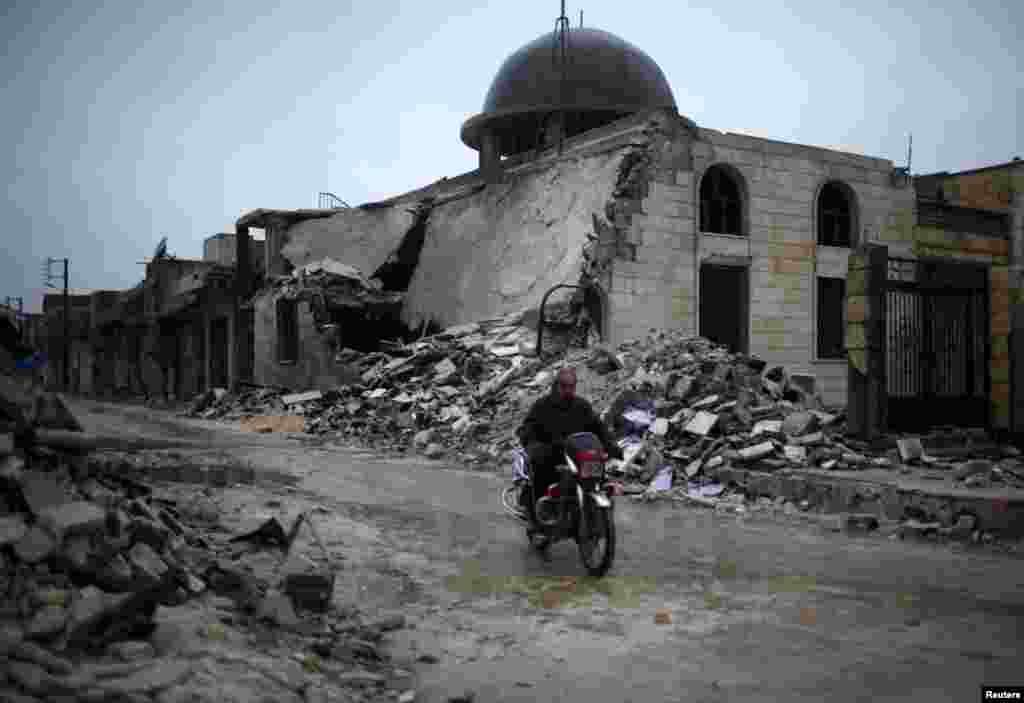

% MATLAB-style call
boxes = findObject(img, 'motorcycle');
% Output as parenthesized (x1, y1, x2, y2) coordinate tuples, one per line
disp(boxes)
(501, 432, 623, 577)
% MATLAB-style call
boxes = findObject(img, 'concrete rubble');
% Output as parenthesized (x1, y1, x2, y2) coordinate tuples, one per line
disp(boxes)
(2, 338, 420, 702)
(184, 312, 1024, 540)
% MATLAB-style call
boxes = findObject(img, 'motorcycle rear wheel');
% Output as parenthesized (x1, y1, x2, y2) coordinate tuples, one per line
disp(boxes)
(578, 504, 615, 577)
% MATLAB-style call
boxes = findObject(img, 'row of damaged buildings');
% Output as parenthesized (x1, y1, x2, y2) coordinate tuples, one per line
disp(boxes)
(27, 23, 1024, 440)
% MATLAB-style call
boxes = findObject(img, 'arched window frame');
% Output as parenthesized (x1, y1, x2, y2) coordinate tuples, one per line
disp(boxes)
(699, 164, 747, 237)
(816, 180, 859, 247)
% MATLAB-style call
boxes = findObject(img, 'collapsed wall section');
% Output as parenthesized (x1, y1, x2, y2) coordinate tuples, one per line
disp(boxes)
(281, 205, 415, 277)
(400, 147, 631, 330)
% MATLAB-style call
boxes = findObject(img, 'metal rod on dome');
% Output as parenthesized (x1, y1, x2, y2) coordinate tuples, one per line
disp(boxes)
(556, 0, 569, 155)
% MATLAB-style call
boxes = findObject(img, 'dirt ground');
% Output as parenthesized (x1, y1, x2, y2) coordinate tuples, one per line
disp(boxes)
(70, 400, 1024, 703)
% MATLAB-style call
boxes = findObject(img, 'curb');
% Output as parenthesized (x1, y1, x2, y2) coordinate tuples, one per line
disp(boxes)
(711, 466, 1024, 538)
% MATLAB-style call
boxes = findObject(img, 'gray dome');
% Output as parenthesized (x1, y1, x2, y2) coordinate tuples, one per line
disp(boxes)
(461, 27, 676, 155)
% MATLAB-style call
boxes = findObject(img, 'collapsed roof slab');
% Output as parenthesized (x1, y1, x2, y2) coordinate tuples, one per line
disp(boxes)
(279, 205, 416, 282)
(401, 144, 634, 329)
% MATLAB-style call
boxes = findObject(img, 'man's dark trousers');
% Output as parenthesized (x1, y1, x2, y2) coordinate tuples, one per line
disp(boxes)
(525, 441, 563, 523)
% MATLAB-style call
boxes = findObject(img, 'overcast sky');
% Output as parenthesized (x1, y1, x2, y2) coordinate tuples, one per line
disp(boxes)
(2, 0, 1020, 312)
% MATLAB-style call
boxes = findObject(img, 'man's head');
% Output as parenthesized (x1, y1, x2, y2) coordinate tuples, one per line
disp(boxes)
(555, 366, 577, 402)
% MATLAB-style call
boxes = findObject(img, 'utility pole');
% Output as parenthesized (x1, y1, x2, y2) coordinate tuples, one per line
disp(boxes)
(4, 296, 24, 333)
(44, 257, 70, 391)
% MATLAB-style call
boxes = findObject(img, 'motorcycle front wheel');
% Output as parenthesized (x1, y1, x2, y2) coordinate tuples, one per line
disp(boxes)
(578, 503, 615, 577)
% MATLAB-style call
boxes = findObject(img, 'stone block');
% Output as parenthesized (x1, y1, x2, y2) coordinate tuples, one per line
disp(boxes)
(0, 515, 27, 547)
(14, 525, 56, 564)
(130, 518, 171, 552)
(37, 501, 106, 543)
(107, 640, 155, 662)
(127, 542, 168, 584)
(18, 473, 70, 517)
(258, 590, 299, 627)
(96, 659, 192, 696)
(25, 606, 68, 640)
(9, 639, 73, 675)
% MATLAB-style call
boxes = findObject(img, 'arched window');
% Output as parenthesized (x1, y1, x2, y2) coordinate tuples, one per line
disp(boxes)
(817, 181, 856, 247)
(700, 165, 744, 236)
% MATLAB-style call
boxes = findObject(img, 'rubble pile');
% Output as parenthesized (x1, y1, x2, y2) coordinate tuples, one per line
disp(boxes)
(0, 439, 423, 700)
(187, 313, 1024, 505)
(2, 369, 413, 698)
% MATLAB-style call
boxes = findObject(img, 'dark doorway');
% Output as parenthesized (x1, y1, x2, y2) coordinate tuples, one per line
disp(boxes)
(886, 258, 989, 431)
(210, 317, 229, 389)
(699, 264, 749, 353)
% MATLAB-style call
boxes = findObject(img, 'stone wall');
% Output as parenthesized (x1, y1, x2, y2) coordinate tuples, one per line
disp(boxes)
(607, 119, 906, 407)
(279, 132, 637, 332)
(402, 146, 631, 329)
(253, 293, 356, 391)
(879, 205, 1017, 429)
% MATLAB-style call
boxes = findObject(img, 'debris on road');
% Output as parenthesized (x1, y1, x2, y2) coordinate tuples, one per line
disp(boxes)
(1, 358, 414, 702)
(179, 314, 1023, 537)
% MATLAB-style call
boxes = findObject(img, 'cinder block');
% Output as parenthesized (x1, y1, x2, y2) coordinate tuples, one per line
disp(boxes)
(846, 295, 869, 323)
(991, 362, 1010, 385)
(992, 312, 1011, 335)
(991, 383, 1010, 404)
(770, 257, 814, 275)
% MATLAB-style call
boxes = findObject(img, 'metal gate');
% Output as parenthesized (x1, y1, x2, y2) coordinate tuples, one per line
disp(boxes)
(886, 258, 989, 431)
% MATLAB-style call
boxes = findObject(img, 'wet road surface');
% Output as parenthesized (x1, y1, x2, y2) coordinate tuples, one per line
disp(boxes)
(72, 400, 1024, 703)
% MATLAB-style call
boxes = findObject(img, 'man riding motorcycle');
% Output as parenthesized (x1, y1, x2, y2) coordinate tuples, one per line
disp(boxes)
(516, 366, 623, 527)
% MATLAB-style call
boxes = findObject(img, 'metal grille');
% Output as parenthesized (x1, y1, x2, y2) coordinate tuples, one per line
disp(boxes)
(885, 257, 989, 431)
(886, 288, 923, 397)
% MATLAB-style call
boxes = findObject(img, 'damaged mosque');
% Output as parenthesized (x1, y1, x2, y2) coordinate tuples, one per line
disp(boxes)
(225, 17, 1022, 434)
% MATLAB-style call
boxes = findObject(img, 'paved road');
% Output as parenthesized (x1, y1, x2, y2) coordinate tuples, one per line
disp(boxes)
(72, 400, 1024, 703)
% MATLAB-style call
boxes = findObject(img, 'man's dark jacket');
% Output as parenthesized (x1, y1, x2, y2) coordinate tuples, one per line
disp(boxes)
(519, 386, 618, 455)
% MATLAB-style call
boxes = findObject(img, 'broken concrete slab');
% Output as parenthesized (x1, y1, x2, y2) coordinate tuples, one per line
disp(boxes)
(692, 395, 719, 409)
(433, 358, 457, 379)
(793, 431, 825, 446)
(14, 525, 57, 564)
(0, 514, 27, 547)
(684, 411, 718, 436)
(282, 391, 323, 406)
(898, 437, 924, 463)
(9, 640, 74, 675)
(738, 442, 775, 462)
(25, 606, 68, 640)
(955, 459, 994, 481)
(37, 501, 107, 543)
(107, 640, 155, 662)
(412, 429, 435, 448)
(784, 445, 807, 464)
(17, 473, 71, 517)
(442, 322, 480, 338)
(258, 590, 299, 628)
(127, 542, 169, 584)
(752, 419, 782, 436)
(782, 411, 818, 437)
(96, 658, 192, 695)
